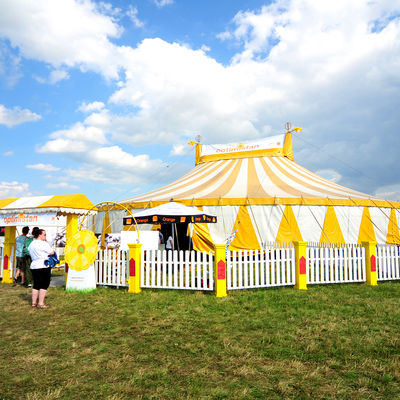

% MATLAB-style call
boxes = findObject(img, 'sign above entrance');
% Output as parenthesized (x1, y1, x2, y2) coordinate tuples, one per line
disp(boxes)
(198, 134, 286, 163)
(0, 212, 58, 227)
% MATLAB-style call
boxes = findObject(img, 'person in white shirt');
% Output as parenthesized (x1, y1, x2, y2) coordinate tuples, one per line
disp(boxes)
(166, 235, 174, 251)
(29, 229, 54, 309)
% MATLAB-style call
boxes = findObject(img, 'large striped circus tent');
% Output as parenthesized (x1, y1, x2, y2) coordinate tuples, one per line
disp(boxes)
(119, 132, 400, 251)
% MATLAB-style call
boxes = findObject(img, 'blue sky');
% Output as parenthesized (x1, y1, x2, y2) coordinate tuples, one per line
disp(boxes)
(1, 0, 400, 204)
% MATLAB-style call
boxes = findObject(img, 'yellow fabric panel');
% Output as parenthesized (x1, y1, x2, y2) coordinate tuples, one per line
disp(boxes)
(283, 132, 294, 161)
(386, 208, 400, 245)
(192, 223, 215, 252)
(191, 206, 214, 252)
(39, 194, 95, 210)
(275, 205, 303, 243)
(230, 205, 260, 250)
(357, 207, 377, 244)
(320, 206, 345, 244)
(0, 198, 18, 209)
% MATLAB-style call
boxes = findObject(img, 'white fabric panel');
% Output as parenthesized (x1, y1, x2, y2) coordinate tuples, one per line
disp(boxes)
(265, 158, 339, 198)
(109, 210, 125, 233)
(94, 211, 105, 234)
(254, 158, 290, 197)
(224, 159, 248, 198)
(369, 207, 390, 244)
(204, 205, 239, 244)
(397, 209, 400, 231)
(2, 196, 52, 209)
(292, 205, 327, 243)
(334, 206, 363, 243)
(246, 205, 284, 244)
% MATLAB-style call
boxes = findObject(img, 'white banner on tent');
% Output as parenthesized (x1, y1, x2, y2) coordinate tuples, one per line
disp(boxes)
(201, 134, 285, 157)
(66, 265, 96, 291)
(0, 212, 58, 227)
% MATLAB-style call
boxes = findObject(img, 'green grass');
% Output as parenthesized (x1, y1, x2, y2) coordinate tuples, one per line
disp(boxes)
(1, 282, 400, 399)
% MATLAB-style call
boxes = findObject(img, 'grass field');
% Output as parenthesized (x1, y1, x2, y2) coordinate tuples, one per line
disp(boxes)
(1, 282, 400, 399)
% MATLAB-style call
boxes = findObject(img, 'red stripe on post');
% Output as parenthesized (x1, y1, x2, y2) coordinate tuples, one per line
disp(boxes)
(370, 255, 376, 272)
(3, 255, 8, 270)
(129, 258, 136, 277)
(65, 263, 69, 273)
(217, 260, 226, 280)
(299, 256, 306, 275)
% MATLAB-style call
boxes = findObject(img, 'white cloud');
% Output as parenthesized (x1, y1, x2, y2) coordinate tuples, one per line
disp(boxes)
(34, 69, 69, 84)
(0, 104, 41, 127)
(315, 169, 342, 184)
(3, 150, 14, 156)
(78, 101, 105, 113)
(0, 0, 123, 79)
(154, 0, 174, 8)
(46, 182, 79, 189)
(63, 145, 174, 186)
(374, 184, 400, 202)
(0, 181, 30, 197)
(38, 122, 108, 153)
(26, 163, 60, 172)
(127, 6, 144, 28)
(170, 143, 193, 156)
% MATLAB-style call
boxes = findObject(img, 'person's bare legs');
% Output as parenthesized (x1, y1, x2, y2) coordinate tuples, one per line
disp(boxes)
(38, 289, 48, 307)
(14, 269, 20, 282)
(32, 289, 39, 306)
(21, 271, 26, 284)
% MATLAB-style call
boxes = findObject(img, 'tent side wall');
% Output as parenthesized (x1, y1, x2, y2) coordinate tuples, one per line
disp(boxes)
(190, 204, 400, 250)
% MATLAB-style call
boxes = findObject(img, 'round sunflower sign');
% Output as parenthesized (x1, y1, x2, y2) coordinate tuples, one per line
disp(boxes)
(65, 229, 99, 271)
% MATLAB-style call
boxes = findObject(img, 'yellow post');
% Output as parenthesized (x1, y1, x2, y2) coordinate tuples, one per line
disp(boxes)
(2, 226, 16, 284)
(362, 241, 378, 286)
(214, 244, 227, 297)
(65, 214, 79, 286)
(128, 243, 142, 293)
(294, 241, 307, 290)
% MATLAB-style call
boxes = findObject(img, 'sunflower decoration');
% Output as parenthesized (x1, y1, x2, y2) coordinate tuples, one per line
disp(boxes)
(65, 229, 99, 271)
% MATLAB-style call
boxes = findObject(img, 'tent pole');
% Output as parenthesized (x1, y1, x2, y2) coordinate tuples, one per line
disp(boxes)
(174, 223, 180, 251)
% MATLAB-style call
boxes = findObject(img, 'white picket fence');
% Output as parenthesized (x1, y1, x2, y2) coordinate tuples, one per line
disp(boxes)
(58, 244, 400, 291)
(141, 249, 214, 291)
(227, 246, 295, 290)
(95, 249, 128, 287)
(307, 244, 365, 284)
(376, 244, 400, 281)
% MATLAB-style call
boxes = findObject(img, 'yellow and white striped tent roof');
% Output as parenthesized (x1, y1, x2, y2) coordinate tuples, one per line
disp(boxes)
(121, 133, 399, 210)
(0, 194, 95, 215)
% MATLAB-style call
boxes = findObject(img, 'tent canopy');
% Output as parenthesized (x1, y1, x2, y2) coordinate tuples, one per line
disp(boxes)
(121, 133, 399, 209)
(124, 201, 217, 225)
(115, 133, 400, 249)
(0, 194, 96, 215)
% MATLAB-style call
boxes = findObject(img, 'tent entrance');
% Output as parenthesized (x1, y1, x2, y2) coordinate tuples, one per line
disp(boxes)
(160, 222, 191, 251)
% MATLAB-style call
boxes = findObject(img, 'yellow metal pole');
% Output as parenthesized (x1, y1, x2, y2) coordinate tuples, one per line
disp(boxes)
(214, 244, 227, 297)
(294, 241, 307, 290)
(128, 243, 142, 293)
(2, 226, 16, 284)
(65, 214, 79, 286)
(362, 241, 378, 286)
